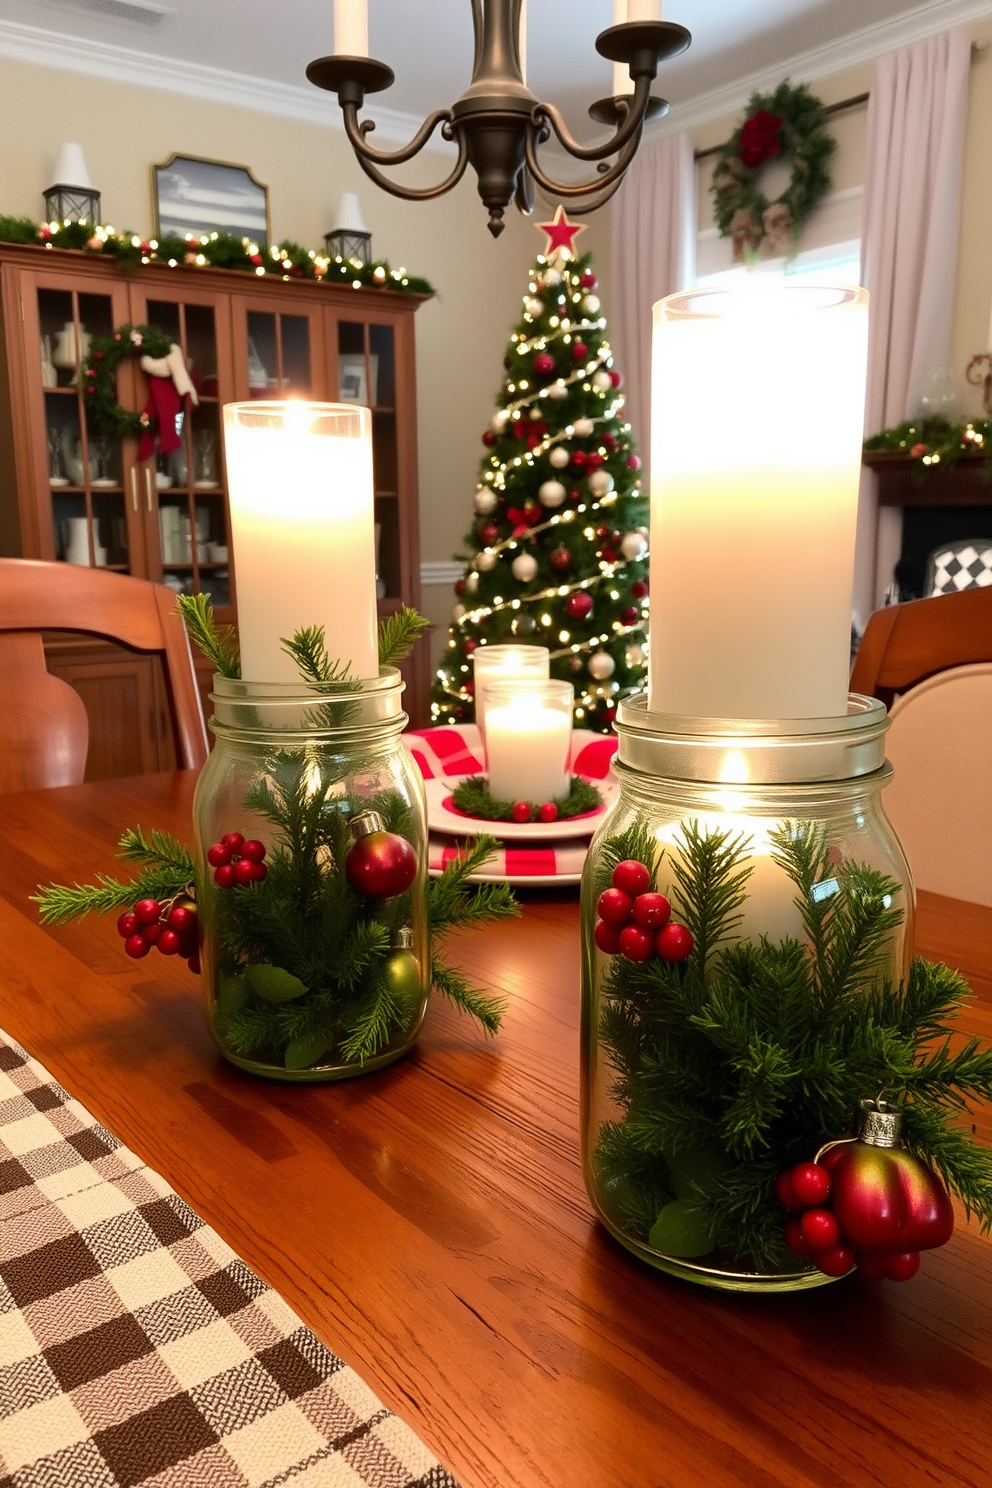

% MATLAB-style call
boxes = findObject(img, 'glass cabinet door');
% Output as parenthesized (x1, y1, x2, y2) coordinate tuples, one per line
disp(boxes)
(136, 295, 234, 619)
(36, 284, 142, 573)
(337, 319, 398, 602)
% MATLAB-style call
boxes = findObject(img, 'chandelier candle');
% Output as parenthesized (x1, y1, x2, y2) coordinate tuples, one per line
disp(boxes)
(484, 678, 572, 804)
(333, 0, 368, 55)
(472, 643, 550, 738)
(648, 284, 869, 720)
(223, 402, 378, 685)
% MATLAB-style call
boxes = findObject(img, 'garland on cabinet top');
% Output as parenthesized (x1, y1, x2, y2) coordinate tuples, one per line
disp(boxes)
(0, 215, 434, 296)
(711, 80, 835, 262)
(864, 417, 992, 475)
(431, 213, 648, 735)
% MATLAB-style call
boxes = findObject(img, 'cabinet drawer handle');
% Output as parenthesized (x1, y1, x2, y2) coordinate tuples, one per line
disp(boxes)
(144, 467, 153, 512)
(129, 469, 138, 512)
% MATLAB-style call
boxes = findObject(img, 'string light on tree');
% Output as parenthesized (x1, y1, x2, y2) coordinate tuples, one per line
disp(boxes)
(431, 212, 648, 729)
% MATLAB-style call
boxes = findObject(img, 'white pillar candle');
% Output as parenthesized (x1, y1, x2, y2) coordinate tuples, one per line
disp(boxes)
(223, 401, 379, 685)
(472, 643, 550, 736)
(649, 282, 869, 720)
(484, 680, 573, 804)
(656, 808, 803, 944)
(612, 0, 632, 97)
(518, 0, 527, 84)
(334, 0, 368, 56)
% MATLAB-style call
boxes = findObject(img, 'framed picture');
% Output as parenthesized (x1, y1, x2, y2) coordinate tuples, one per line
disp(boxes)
(338, 353, 379, 407)
(153, 154, 270, 242)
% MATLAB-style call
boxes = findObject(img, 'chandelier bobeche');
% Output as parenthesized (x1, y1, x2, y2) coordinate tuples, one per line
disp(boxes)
(308, 0, 690, 236)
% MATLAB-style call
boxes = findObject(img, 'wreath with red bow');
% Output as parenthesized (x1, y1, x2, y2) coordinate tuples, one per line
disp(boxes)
(82, 323, 197, 463)
(711, 80, 835, 264)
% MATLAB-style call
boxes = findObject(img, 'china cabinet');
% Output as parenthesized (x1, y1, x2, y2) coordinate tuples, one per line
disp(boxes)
(0, 242, 428, 776)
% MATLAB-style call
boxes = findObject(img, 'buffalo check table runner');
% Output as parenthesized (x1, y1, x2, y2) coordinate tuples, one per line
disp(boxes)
(0, 1032, 458, 1488)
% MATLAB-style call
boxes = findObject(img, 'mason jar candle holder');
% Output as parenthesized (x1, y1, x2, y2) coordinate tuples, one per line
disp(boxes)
(472, 643, 550, 737)
(580, 693, 914, 1292)
(483, 677, 573, 804)
(193, 668, 429, 1082)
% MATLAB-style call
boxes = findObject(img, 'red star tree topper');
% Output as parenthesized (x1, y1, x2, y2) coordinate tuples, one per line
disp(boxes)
(538, 205, 586, 263)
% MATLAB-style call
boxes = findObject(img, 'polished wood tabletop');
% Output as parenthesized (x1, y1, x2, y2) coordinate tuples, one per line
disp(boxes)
(1, 770, 991, 1488)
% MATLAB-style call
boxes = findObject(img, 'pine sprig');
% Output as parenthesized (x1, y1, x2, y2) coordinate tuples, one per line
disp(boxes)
(430, 957, 504, 1035)
(427, 835, 518, 935)
(280, 625, 357, 686)
(175, 594, 240, 678)
(117, 827, 195, 878)
(378, 607, 431, 668)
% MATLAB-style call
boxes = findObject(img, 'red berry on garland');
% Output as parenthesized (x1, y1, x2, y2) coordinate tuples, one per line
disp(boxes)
(612, 859, 650, 897)
(511, 801, 533, 824)
(207, 843, 230, 867)
(572, 341, 588, 360)
(158, 929, 181, 956)
(656, 923, 694, 961)
(619, 924, 655, 962)
(814, 1244, 856, 1277)
(233, 858, 256, 885)
(799, 1208, 840, 1252)
(214, 864, 235, 888)
(776, 1170, 800, 1212)
(631, 579, 649, 599)
(166, 904, 196, 933)
(241, 840, 266, 863)
(187, 954, 201, 975)
(620, 606, 640, 626)
(124, 933, 151, 960)
(345, 811, 418, 900)
(247, 861, 268, 882)
(134, 898, 162, 925)
(880, 1251, 921, 1282)
(117, 911, 138, 939)
(534, 352, 555, 375)
(221, 833, 245, 851)
(596, 887, 633, 927)
(594, 920, 623, 955)
(482, 430, 496, 446)
(538, 802, 558, 823)
(789, 1162, 832, 1208)
(567, 591, 593, 621)
(784, 1216, 811, 1256)
(632, 892, 671, 930)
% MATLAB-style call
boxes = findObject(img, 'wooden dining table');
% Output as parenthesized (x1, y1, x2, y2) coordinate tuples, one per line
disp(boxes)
(1, 768, 991, 1488)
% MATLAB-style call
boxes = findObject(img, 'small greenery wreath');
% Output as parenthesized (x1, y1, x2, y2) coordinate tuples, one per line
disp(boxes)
(82, 323, 174, 438)
(711, 80, 835, 263)
(451, 774, 601, 823)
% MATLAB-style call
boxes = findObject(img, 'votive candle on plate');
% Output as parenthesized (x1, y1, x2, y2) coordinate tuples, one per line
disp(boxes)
(484, 678, 572, 804)
(472, 643, 550, 736)
(648, 281, 869, 720)
(223, 401, 379, 685)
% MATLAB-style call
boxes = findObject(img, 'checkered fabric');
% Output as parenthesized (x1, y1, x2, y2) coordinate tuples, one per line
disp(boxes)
(926, 540, 992, 595)
(0, 1032, 458, 1488)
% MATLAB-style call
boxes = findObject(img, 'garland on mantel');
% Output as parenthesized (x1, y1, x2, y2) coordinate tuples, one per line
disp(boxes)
(863, 417, 992, 476)
(0, 214, 434, 296)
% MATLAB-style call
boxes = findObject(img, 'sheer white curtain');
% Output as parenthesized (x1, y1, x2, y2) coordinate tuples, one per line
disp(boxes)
(610, 132, 696, 473)
(855, 28, 971, 621)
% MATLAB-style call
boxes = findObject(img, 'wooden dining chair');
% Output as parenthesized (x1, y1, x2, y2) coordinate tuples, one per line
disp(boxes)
(0, 559, 208, 794)
(850, 586, 992, 707)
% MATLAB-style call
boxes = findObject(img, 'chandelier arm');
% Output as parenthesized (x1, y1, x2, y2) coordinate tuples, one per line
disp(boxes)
(553, 169, 631, 217)
(345, 112, 471, 201)
(341, 102, 456, 167)
(531, 74, 652, 162)
(524, 121, 643, 200)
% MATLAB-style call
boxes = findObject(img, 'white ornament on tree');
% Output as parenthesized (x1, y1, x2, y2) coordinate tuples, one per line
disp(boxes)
(491, 410, 509, 434)
(474, 488, 497, 515)
(541, 268, 561, 288)
(475, 550, 497, 572)
(465, 570, 480, 593)
(452, 603, 466, 621)
(620, 531, 648, 561)
(573, 417, 594, 437)
(525, 298, 544, 318)
(511, 552, 538, 582)
(582, 294, 601, 315)
(548, 381, 569, 401)
(587, 469, 614, 496)
(588, 651, 616, 679)
(592, 370, 612, 393)
(625, 642, 647, 667)
(538, 479, 566, 507)
(548, 446, 570, 469)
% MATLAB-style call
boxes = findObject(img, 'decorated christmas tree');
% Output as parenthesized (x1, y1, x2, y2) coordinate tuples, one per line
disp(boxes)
(431, 208, 649, 733)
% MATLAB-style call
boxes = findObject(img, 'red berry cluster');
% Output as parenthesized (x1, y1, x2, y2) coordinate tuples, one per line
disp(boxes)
(594, 859, 694, 963)
(511, 801, 558, 824)
(117, 898, 200, 974)
(777, 1157, 921, 1281)
(207, 832, 268, 888)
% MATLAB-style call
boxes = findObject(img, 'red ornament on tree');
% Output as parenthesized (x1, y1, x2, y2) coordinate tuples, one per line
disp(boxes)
(626, 454, 642, 471)
(631, 580, 649, 599)
(482, 430, 496, 446)
(567, 591, 593, 621)
(479, 522, 499, 546)
(586, 452, 604, 470)
(600, 546, 617, 565)
(550, 546, 572, 572)
(620, 606, 640, 626)
(571, 450, 588, 469)
(534, 352, 555, 375)
(572, 342, 589, 361)
(345, 812, 418, 900)
(602, 433, 617, 451)
(609, 370, 622, 388)
(579, 270, 598, 289)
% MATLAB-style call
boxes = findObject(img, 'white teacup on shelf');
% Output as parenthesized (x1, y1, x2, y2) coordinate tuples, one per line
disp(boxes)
(207, 543, 228, 562)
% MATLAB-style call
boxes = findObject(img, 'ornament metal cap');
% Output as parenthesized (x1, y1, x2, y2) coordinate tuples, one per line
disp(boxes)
(394, 926, 415, 949)
(348, 810, 386, 841)
(856, 1098, 903, 1148)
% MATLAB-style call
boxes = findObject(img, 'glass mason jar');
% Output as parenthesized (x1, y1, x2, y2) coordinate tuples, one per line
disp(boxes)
(581, 694, 914, 1292)
(192, 669, 429, 1081)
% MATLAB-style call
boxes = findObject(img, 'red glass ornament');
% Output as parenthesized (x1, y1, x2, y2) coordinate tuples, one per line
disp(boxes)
(596, 888, 633, 927)
(455, 579, 465, 596)
(595, 524, 609, 539)
(567, 592, 593, 621)
(571, 450, 588, 469)
(632, 892, 671, 931)
(586, 451, 604, 469)
(479, 522, 498, 546)
(609, 370, 622, 387)
(825, 1141, 954, 1254)
(612, 859, 650, 897)
(572, 341, 588, 360)
(594, 920, 622, 955)
(534, 352, 555, 375)
(482, 430, 496, 446)
(580, 271, 598, 289)
(464, 639, 478, 653)
(538, 802, 558, 823)
(626, 454, 642, 470)
(619, 924, 655, 962)
(511, 801, 532, 824)
(602, 706, 617, 725)
(248, 861, 268, 883)
(346, 828, 418, 900)
(620, 606, 640, 626)
(631, 580, 649, 599)
(656, 923, 694, 962)
(550, 547, 572, 572)
(600, 546, 617, 565)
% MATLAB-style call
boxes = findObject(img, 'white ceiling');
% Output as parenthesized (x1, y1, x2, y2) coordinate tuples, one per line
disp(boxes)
(1, 0, 988, 140)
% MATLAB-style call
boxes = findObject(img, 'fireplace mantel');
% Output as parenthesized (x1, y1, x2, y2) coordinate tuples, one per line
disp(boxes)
(862, 450, 992, 506)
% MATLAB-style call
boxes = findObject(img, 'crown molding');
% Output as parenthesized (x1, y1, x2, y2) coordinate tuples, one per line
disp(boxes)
(651, 0, 992, 138)
(0, 17, 436, 146)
